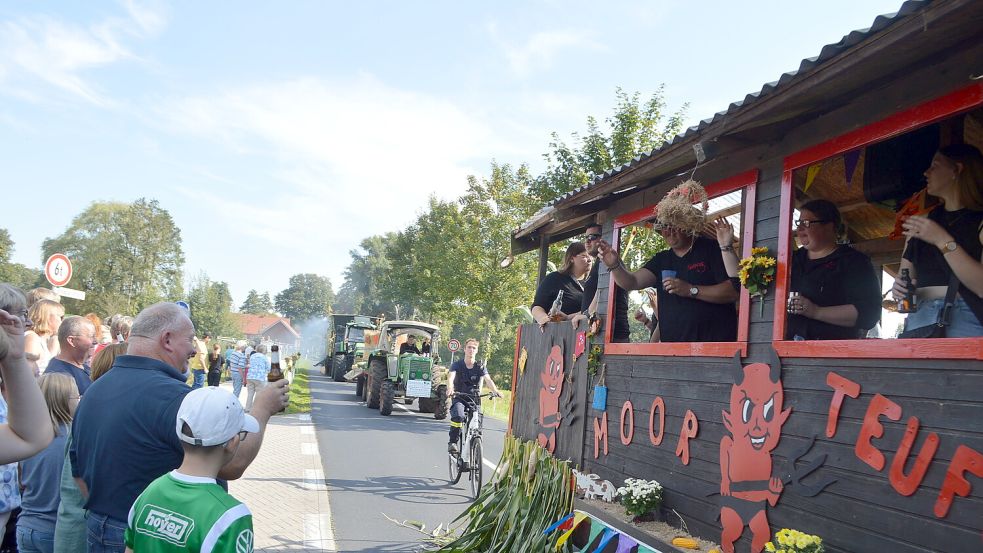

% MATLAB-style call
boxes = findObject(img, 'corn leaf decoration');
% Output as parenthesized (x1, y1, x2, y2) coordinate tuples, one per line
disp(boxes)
(738, 247, 777, 317)
(428, 436, 575, 552)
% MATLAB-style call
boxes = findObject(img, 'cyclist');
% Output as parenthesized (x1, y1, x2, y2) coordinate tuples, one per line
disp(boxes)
(447, 338, 501, 453)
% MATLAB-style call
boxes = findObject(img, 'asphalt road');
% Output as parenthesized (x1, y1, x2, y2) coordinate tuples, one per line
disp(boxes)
(309, 370, 507, 552)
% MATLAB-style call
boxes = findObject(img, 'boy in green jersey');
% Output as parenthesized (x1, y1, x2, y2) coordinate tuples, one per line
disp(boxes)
(125, 387, 259, 553)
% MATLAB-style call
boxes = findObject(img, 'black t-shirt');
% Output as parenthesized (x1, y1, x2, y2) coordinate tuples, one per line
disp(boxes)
(787, 245, 882, 340)
(450, 359, 488, 394)
(532, 272, 584, 316)
(641, 236, 737, 342)
(903, 207, 983, 287)
(581, 261, 630, 341)
(399, 343, 421, 355)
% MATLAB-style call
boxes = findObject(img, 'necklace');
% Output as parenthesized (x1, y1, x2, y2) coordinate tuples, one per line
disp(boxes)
(673, 237, 696, 258)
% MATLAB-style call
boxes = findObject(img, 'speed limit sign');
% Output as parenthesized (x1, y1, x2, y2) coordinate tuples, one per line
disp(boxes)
(44, 254, 73, 287)
(447, 339, 461, 352)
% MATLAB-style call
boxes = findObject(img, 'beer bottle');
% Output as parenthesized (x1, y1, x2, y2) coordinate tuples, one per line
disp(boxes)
(267, 344, 284, 382)
(548, 290, 565, 322)
(897, 269, 916, 313)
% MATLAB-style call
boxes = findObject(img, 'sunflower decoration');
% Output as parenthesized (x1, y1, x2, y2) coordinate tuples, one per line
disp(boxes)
(739, 247, 777, 316)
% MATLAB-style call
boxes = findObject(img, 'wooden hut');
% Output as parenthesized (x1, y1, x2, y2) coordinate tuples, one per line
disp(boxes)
(508, 1, 983, 551)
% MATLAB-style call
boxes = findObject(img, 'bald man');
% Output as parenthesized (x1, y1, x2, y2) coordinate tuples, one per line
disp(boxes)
(70, 303, 289, 553)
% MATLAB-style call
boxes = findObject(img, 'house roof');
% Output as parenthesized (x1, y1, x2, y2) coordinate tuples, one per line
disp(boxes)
(259, 319, 301, 339)
(234, 313, 292, 336)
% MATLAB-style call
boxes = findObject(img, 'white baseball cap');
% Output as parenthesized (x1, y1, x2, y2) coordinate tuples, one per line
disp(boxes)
(176, 387, 259, 447)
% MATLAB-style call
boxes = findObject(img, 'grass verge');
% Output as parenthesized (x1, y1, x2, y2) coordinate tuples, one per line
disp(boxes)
(483, 389, 512, 422)
(285, 358, 312, 414)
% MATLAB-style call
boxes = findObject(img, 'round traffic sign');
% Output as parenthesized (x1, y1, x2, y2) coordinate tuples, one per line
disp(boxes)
(44, 254, 72, 287)
(448, 339, 461, 352)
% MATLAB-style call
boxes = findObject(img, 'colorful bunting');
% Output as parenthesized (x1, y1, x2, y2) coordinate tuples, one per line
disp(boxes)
(543, 513, 574, 535)
(615, 534, 639, 553)
(843, 149, 861, 188)
(803, 163, 822, 193)
(585, 519, 605, 548)
(554, 512, 588, 549)
(595, 529, 618, 550)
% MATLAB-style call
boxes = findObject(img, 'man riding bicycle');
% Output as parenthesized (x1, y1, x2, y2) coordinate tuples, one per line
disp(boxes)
(447, 338, 501, 453)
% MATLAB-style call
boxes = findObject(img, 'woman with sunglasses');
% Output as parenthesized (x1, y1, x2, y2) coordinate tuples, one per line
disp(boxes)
(786, 199, 881, 340)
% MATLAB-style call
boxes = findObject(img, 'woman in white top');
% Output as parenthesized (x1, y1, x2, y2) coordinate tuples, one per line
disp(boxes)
(24, 300, 63, 376)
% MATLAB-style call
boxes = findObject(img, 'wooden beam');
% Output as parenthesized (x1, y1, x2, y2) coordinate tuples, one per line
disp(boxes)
(537, 234, 550, 285)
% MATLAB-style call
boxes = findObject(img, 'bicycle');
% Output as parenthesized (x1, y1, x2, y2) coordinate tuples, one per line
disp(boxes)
(447, 392, 497, 499)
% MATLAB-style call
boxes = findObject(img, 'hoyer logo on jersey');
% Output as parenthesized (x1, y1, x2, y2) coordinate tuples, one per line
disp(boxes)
(137, 505, 195, 545)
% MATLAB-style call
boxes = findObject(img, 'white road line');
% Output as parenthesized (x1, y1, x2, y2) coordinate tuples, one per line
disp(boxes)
(300, 442, 319, 456)
(303, 468, 327, 491)
(304, 513, 337, 551)
(393, 401, 500, 475)
(300, 426, 315, 435)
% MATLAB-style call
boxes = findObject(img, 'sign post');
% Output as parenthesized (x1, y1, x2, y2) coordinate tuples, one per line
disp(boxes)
(448, 338, 461, 366)
(45, 254, 86, 300)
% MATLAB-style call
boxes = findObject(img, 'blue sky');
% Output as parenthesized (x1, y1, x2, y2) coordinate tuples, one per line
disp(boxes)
(0, 0, 904, 306)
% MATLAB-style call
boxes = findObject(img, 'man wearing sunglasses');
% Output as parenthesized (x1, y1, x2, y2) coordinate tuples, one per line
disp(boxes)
(580, 223, 631, 342)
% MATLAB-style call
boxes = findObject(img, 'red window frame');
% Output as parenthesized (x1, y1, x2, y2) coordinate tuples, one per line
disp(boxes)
(604, 170, 758, 357)
(773, 82, 983, 359)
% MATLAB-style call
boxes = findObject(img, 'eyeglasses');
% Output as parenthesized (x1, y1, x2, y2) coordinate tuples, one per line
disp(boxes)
(585, 233, 602, 241)
(795, 219, 829, 229)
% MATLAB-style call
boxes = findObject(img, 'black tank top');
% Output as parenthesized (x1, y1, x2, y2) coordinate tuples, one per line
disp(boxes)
(902, 207, 983, 287)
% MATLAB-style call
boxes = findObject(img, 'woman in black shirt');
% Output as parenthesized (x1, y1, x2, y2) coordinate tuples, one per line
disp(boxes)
(787, 199, 881, 340)
(531, 242, 591, 327)
(893, 144, 983, 337)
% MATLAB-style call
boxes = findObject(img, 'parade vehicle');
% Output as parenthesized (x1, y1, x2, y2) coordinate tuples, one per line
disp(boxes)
(354, 320, 449, 418)
(322, 314, 380, 381)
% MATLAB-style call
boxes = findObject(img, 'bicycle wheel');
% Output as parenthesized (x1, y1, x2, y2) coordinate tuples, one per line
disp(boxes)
(448, 439, 463, 485)
(469, 437, 483, 499)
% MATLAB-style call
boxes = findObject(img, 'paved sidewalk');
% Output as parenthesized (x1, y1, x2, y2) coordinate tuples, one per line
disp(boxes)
(220, 382, 335, 552)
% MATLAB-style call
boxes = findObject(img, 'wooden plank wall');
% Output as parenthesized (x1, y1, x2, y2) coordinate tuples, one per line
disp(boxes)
(510, 322, 589, 466)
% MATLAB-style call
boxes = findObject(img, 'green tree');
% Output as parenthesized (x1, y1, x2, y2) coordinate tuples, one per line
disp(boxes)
(41, 199, 184, 316)
(187, 273, 240, 339)
(275, 274, 335, 323)
(337, 235, 398, 317)
(0, 229, 42, 291)
(240, 289, 275, 314)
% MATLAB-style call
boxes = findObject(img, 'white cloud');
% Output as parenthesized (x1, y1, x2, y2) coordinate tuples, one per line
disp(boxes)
(0, 1, 166, 105)
(490, 24, 604, 77)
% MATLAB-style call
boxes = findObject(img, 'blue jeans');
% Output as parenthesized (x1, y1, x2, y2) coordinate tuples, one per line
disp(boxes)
(231, 369, 244, 399)
(191, 369, 206, 389)
(17, 526, 55, 553)
(86, 512, 126, 553)
(905, 297, 983, 338)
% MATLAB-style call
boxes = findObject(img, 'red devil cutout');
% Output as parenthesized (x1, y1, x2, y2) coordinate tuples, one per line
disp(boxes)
(720, 350, 791, 553)
(537, 344, 564, 452)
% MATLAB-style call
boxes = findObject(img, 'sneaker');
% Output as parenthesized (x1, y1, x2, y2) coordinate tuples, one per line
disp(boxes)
(448, 443, 458, 454)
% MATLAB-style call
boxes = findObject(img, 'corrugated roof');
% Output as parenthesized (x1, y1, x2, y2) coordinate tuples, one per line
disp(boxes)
(517, 0, 929, 231)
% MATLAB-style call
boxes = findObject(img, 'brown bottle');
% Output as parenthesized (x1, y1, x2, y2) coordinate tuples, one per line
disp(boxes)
(267, 344, 284, 382)
(897, 269, 916, 313)
(548, 290, 565, 322)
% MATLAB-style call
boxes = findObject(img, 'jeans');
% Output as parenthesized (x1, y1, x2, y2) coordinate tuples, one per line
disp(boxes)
(86, 512, 126, 553)
(17, 526, 55, 553)
(246, 379, 265, 412)
(231, 370, 244, 400)
(191, 369, 206, 389)
(905, 297, 983, 338)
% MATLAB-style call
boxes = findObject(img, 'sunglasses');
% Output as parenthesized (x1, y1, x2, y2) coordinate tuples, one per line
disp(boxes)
(795, 219, 829, 229)
(585, 233, 602, 241)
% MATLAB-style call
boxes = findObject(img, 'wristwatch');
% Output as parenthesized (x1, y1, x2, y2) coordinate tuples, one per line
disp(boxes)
(689, 286, 699, 297)
(941, 240, 958, 254)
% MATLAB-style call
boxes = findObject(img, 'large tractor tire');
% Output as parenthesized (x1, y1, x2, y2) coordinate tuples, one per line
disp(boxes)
(418, 397, 435, 413)
(367, 359, 384, 409)
(331, 355, 347, 382)
(433, 385, 448, 420)
(355, 375, 365, 398)
(380, 379, 395, 416)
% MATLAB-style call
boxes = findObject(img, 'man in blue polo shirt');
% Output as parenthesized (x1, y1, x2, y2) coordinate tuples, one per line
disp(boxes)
(70, 303, 289, 553)
(43, 316, 94, 395)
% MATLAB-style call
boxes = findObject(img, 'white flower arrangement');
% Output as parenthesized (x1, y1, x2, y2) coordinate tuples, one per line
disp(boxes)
(615, 478, 663, 517)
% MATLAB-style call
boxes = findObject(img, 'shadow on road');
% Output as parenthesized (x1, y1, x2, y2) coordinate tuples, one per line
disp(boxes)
(328, 474, 475, 506)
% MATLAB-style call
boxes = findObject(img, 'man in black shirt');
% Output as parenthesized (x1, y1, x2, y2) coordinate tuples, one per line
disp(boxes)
(447, 339, 501, 453)
(399, 334, 422, 355)
(581, 223, 631, 342)
(596, 180, 738, 342)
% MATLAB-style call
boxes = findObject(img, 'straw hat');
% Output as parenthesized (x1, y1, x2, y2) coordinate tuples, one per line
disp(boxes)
(652, 179, 709, 236)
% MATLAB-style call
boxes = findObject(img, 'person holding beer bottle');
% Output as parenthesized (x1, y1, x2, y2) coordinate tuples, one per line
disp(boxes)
(530, 242, 591, 329)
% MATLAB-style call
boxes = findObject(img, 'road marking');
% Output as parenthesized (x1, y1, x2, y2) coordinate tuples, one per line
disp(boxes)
(392, 400, 500, 476)
(304, 513, 336, 551)
(301, 426, 315, 435)
(298, 413, 312, 422)
(303, 468, 327, 491)
(301, 442, 319, 456)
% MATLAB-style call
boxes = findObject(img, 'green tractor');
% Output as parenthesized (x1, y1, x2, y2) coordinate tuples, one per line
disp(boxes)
(358, 321, 448, 418)
(323, 315, 380, 382)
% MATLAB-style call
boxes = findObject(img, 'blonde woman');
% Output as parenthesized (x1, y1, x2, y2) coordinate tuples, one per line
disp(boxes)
(25, 300, 64, 375)
(17, 373, 77, 553)
(90, 342, 127, 383)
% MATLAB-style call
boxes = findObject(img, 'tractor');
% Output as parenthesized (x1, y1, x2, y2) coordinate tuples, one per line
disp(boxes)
(354, 320, 448, 418)
(322, 314, 380, 381)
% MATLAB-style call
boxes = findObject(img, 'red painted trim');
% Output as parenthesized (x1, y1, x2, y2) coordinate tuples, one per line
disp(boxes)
(773, 339, 983, 360)
(776, 83, 983, 357)
(785, 82, 983, 170)
(605, 341, 747, 357)
(507, 324, 522, 435)
(737, 173, 758, 343)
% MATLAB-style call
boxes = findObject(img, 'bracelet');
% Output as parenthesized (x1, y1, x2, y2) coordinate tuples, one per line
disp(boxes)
(605, 259, 625, 271)
(719, 245, 734, 251)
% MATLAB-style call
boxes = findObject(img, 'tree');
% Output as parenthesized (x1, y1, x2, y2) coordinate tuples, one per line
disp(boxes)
(275, 274, 335, 323)
(187, 273, 240, 339)
(240, 289, 275, 314)
(0, 229, 42, 291)
(41, 199, 184, 316)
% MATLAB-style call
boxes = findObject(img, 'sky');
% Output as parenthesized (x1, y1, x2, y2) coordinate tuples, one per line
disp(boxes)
(0, 0, 906, 306)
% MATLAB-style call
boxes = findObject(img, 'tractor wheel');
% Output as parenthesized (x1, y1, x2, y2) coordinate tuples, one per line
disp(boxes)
(322, 359, 329, 377)
(355, 375, 364, 398)
(418, 397, 434, 413)
(434, 385, 448, 420)
(367, 359, 384, 409)
(331, 355, 347, 382)
(380, 379, 395, 416)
